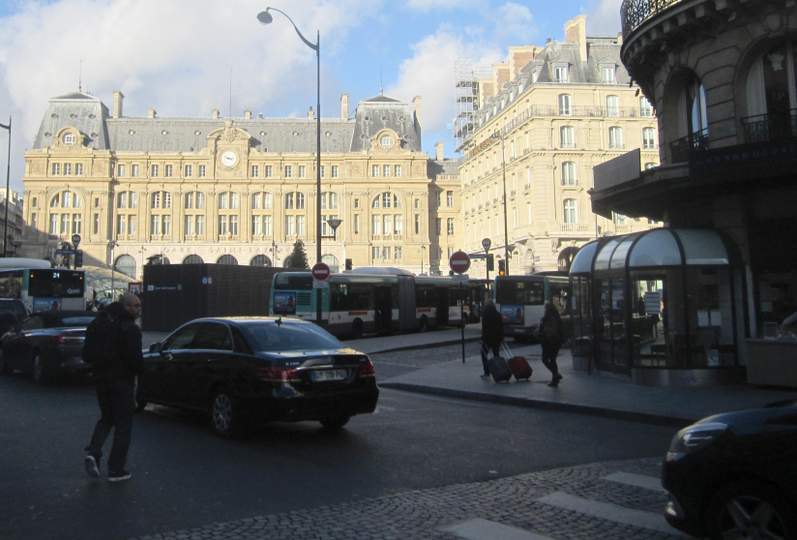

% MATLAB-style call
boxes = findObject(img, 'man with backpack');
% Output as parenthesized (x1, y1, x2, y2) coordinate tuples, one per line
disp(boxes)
(83, 293, 143, 482)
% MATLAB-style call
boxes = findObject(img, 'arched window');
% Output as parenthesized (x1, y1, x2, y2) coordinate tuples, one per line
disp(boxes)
(114, 255, 136, 278)
(322, 254, 339, 273)
(183, 254, 203, 264)
(217, 192, 239, 210)
(250, 254, 272, 267)
(372, 192, 400, 209)
(320, 192, 337, 209)
(743, 41, 797, 142)
(562, 162, 577, 185)
(151, 191, 171, 209)
(217, 254, 238, 265)
(251, 192, 272, 210)
(50, 190, 80, 208)
(687, 79, 708, 139)
(563, 199, 577, 224)
(558, 94, 572, 116)
(116, 191, 138, 209)
(184, 192, 205, 209)
(284, 192, 304, 210)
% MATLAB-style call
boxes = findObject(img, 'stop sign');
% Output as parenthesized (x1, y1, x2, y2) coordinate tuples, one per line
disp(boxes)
(311, 262, 331, 281)
(449, 250, 471, 274)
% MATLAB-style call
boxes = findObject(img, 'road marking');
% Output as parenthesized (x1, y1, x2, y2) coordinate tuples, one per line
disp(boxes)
(440, 518, 554, 540)
(603, 472, 667, 493)
(536, 492, 674, 534)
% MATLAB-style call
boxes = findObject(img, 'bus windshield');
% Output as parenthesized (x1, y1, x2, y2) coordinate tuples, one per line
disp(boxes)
(28, 270, 85, 298)
(274, 273, 313, 290)
(496, 278, 544, 305)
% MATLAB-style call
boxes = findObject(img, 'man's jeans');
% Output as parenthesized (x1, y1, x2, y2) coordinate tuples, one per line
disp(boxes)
(85, 379, 135, 473)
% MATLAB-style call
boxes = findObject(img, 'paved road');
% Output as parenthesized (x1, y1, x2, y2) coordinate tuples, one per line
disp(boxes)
(0, 365, 676, 540)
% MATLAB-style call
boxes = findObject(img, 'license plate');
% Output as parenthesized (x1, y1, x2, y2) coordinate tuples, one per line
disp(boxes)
(310, 369, 348, 382)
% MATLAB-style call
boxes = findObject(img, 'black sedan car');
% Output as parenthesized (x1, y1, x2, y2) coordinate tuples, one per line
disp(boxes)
(0, 311, 98, 383)
(138, 317, 379, 438)
(662, 400, 797, 539)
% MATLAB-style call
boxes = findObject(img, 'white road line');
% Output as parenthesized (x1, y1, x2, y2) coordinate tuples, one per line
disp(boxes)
(603, 472, 667, 493)
(440, 518, 554, 540)
(536, 492, 674, 534)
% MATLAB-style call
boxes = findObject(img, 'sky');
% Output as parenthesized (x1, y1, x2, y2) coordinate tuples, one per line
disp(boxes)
(0, 0, 623, 192)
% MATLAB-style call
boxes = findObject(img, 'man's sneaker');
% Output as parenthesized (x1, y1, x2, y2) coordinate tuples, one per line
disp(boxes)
(107, 470, 132, 482)
(84, 455, 100, 478)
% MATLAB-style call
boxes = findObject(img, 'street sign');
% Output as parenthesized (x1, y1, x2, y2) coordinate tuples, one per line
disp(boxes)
(311, 262, 331, 281)
(481, 237, 491, 251)
(71, 234, 81, 249)
(449, 250, 471, 274)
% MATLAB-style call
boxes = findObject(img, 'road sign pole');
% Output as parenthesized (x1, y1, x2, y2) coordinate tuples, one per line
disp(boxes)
(460, 282, 466, 364)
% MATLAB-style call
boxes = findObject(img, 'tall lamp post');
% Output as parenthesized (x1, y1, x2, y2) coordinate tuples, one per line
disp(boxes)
(109, 240, 118, 300)
(490, 130, 510, 275)
(258, 7, 323, 323)
(0, 116, 11, 257)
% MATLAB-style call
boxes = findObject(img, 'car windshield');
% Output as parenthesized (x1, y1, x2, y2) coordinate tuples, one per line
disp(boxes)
(55, 315, 96, 327)
(242, 321, 342, 352)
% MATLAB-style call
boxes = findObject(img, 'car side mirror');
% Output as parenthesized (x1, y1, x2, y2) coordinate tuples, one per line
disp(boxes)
(149, 342, 162, 353)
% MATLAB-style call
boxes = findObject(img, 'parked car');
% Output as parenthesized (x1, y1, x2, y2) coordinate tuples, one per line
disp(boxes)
(0, 311, 98, 383)
(138, 316, 379, 438)
(661, 400, 797, 539)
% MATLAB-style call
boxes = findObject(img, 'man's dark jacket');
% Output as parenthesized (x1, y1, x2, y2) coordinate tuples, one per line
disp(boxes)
(99, 302, 143, 382)
(481, 302, 504, 346)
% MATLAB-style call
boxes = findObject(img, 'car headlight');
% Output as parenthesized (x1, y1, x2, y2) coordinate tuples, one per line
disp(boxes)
(666, 422, 728, 461)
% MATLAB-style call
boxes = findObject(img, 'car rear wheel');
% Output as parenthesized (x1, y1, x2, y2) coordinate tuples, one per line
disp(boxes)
(32, 353, 48, 384)
(210, 389, 245, 438)
(706, 481, 795, 540)
(320, 415, 350, 431)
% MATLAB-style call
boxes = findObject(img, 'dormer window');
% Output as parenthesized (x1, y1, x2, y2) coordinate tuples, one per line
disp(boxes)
(601, 64, 616, 84)
(554, 64, 569, 83)
(380, 135, 393, 149)
(63, 133, 76, 145)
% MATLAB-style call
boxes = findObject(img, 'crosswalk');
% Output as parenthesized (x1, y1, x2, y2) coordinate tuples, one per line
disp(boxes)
(440, 469, 683, 539)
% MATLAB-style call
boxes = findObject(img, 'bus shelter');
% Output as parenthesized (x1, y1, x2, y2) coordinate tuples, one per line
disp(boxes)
(569, 228, 743, 386)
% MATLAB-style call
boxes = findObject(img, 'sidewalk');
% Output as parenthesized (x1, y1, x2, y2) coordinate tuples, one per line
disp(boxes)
(380, 343, 797, 426)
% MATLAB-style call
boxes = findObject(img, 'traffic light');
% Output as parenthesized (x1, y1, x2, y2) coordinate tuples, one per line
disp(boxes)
(74, 250, 83, 268)
(345, 258, 352, 271)
(498, 259, 506, 276)
(486, 254, 494, 271)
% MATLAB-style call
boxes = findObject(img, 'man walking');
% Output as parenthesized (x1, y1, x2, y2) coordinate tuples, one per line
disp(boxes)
(480, 299, 504, 377)
(540, 302, 564, 387)
(83, 293, 143, 482)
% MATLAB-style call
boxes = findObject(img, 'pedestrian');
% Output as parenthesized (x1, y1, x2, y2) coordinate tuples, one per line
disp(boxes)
(480, 299, 504, 378)
(83, 293, 143, 482)
(540, 302, 564, 387)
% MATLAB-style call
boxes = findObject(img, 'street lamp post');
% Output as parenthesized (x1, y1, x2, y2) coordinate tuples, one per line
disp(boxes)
(491, 130, 511, 275)
(109, 240, 118, 300)
(420, 245, 426, 275)
(0, 117, 11, 258)
(258, 7, 323, 324)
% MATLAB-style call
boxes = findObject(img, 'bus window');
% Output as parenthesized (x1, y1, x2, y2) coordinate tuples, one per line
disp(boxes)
(331, 283, 351, 311)
(497, 280, 543, 305)
(28, 270, 85, 298)
(274, 273, 313, 290)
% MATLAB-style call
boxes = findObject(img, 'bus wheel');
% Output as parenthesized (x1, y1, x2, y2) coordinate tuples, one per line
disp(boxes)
(418, 316, 429, 333)
(351, 319, 363, 339)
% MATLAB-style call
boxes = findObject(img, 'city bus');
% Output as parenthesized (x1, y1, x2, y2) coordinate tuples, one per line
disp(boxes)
(0, 259, 86, 313)
(494, 273, 571, 341)
(270, 269, 465, 338)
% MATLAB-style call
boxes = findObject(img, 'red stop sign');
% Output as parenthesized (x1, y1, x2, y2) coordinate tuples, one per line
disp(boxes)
(449, 250, 471, 274)
(312, 262, 331, 281)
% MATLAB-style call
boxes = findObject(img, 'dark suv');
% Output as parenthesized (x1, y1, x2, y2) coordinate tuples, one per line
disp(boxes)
(662, 401, 797, 539)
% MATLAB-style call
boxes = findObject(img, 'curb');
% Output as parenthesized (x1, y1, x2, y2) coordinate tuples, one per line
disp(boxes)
(362, 336, 482, 354)
(379, 381, 694, 428)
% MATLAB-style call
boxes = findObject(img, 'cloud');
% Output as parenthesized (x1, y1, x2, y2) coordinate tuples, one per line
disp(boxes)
(405, 0, 477, 11)
(386, 26, 502, 135)
(0, 0, 381, 189)
(587, 0, 623, 35)
(494, 2, 535, 42)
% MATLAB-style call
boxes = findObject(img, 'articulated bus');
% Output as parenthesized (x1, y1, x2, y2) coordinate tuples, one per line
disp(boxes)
(494, 272, 571, 341)
(270, 269, 466, 338)
(0, 258, 86, 313)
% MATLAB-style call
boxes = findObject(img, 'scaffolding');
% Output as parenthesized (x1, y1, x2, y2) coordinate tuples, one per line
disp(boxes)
(453, 59, 489, 149)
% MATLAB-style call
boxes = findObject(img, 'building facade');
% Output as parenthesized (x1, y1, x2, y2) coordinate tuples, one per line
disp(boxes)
(458, 16, 660, 275)
(582, 0, 797, 384)
(0, 190, 25, 257)
(21, 91, 460, 279)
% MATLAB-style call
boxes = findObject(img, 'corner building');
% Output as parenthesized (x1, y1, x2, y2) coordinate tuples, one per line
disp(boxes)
(458, 16, 660, 275)
(22, 92, 459, 278)
(582, 0, 797, 385)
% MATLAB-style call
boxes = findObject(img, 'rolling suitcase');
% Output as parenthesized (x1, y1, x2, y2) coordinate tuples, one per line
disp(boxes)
(503, 343, 533, 381)
(487, 354, 512, 383)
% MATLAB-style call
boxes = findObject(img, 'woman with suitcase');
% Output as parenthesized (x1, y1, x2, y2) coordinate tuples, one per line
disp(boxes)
(539, 302, 564, 387)
(480, 301, 504, 378)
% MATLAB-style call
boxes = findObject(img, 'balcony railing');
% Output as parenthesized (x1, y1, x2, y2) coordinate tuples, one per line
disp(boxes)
(621, 0, 684, 38)
(669, 129, 708, 163)
(741, 110, 797, 144)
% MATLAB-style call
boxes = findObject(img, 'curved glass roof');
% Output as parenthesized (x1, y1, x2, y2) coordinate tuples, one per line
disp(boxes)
(570, 228, 732, 276)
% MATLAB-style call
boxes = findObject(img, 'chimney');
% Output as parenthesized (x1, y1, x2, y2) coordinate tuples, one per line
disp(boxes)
(112, 90, 124, 119)
(307, 106, 315, 120)
(212, 108, 220, 119)
(435, 141, 444, 161)
(564, 15, 587, 64)
(147, 107, 157, 119)
(340, 93, 349, 119)
(412, 96, 422, 124)
(244, 110, 252, 120)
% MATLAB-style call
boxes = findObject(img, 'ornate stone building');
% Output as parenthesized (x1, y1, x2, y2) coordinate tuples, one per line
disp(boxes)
(458, 16, 659, 275)
(21, 91, 460, 278)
